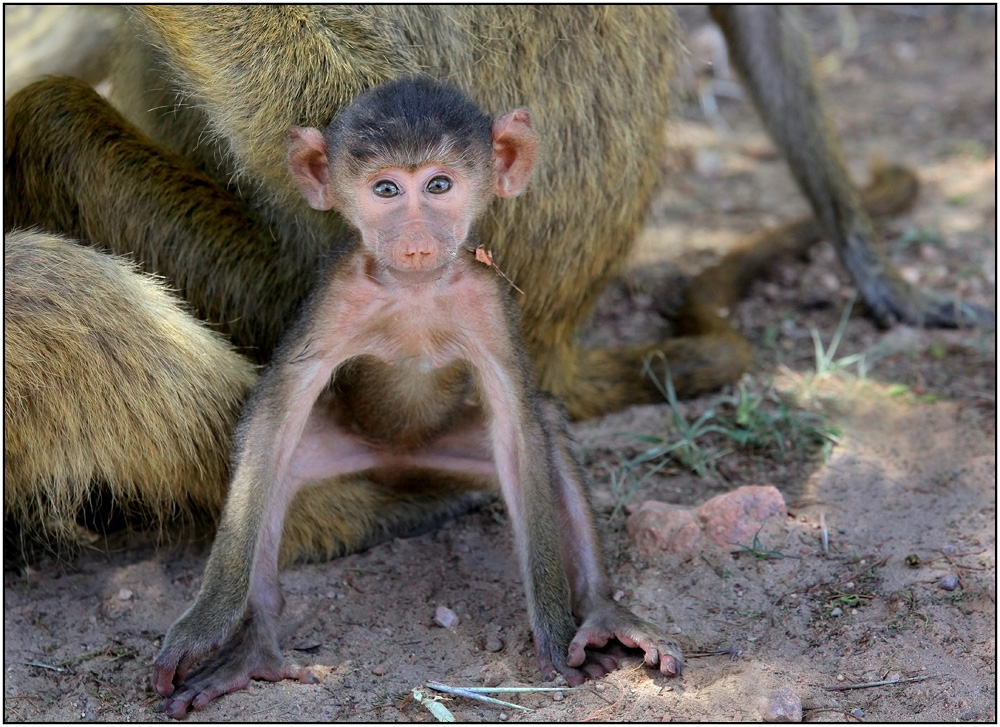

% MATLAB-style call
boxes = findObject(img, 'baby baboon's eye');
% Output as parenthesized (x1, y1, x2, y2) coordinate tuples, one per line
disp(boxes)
(373, 180, 400, 198)
(426, 176, 452, 194)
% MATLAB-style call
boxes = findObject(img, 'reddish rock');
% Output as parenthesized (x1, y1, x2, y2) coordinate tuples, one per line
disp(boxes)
(696, 485, 787, 548)
(760, 686, 803, 722)
(626, 501, 702, 556)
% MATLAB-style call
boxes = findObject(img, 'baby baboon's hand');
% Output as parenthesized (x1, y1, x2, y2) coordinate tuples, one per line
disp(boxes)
(154, 608, 316, 718)
(153, 607, 232, 699)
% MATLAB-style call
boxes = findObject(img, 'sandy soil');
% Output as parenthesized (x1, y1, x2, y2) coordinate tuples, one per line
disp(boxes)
(4, 6, 995, 723)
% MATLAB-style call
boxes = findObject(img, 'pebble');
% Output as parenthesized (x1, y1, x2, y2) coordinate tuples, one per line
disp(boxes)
(668, 625, 682, 635)
(960, 709, 978, 721)
(485, 634, 504, 653)
(613, 590, 625, 602)
(371, 664, 388, 676)
(694, 149, 723, 179)
(892, 40, 917, 63)
(760, 686, 803, 722)
(552, 691, 564, 702)
(852, 708, 864, 719)
(818, 272, 841, 292)
(836, 674, 846, 682)
(830, 607, 843, 617)
(117, 588, 133, 601)
(595, 683, 605, 693)
(939, 574, 960, 591)
(434, 605, 460, 629)
(499, 712, 509, 721)
(480, 664, 505, 688)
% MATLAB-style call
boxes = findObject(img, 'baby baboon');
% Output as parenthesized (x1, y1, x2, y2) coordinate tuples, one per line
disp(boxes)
(152, 78, 682, 717)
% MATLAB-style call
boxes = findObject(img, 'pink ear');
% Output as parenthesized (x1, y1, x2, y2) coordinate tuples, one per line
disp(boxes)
(491, 108, 537, 198)
(287, 126, 336, 210)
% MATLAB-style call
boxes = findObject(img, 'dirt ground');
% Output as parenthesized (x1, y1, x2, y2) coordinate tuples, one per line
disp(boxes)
(4, 6, 996, 723)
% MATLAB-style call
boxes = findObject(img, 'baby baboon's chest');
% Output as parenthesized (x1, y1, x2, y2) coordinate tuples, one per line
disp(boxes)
(327, 354, 477, 449)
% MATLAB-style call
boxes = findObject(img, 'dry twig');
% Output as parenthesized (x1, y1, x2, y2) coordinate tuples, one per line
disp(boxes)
(824, 673, 941, 691)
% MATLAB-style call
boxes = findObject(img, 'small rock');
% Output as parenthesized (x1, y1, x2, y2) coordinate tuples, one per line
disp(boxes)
(499, 712, 509, 721)
(595, 683, 605, 693)
(117, 588, 133, 601)
(836, 674, 845, 682)
(480, 663, 509, 687)
(818, 272, 841, 292)
(892, 40, 917, 63)
(668, 625, 682, 635)
(960, 709, 978, 721)
(696, 485, 787, 548)
(434, 606, 460, 629)
(760, 686, 803, 722)
(694, 149, 724, 179)
(552, 691, 564, 702)
(830, 607, 843, 617)
(626, 501, 701, 556)
(485, 634, 504, 653)
(939, 574, 960, 591)
(371, 664, 388, 676)
(761, 282, 783, 302)
(741, 137, 779, 161)
(851, 708, 864, 719)
(613, 589, 625, 602)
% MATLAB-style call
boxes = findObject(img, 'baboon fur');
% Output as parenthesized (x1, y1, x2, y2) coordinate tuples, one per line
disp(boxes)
(4, 230, 255, 550)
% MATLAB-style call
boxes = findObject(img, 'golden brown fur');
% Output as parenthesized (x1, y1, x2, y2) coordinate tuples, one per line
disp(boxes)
(4, 230, 254, 547)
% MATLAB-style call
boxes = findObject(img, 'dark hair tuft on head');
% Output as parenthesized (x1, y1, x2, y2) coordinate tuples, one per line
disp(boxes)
(326, 77, 492, 172)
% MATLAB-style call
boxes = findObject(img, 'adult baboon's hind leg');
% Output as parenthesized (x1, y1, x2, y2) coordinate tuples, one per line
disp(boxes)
(556, 164, 923, 420)
(3, 231, 255, 557)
